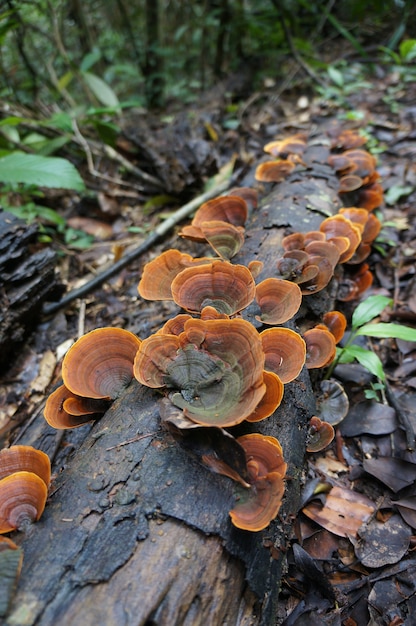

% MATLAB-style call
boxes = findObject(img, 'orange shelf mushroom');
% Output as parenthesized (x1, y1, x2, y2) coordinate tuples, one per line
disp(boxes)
(138, 249, 212, 301)
(0, 446, 51, 486)
(170, 260, 256, 315)
(255, 160, 295, 183)
(0, 472, 48, 534)
(260, 327, 306, 383)
(44, 384, 110, 429)
(134, 317, 267, 427)
(263, 133, 307, 157)
(255, 278, 302, 324)
(245, 371, 284, 423)
(229, 434, 287, 531)
(62, 327, 142, 400)
(321, 310, 347, 344)
(180, 195, 248, 243)
(306, 416, 335, 452)
(304, 327, 336, 369)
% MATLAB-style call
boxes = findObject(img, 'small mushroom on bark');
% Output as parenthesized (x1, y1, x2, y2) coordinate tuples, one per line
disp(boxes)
(229, 434, 287, 531)
(0, 472, 48, 534)
(62, 327, 142, 400)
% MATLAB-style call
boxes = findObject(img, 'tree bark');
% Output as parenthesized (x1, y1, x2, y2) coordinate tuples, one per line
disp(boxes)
(7, 139, 341, 625)
(0, 210, 62, 373)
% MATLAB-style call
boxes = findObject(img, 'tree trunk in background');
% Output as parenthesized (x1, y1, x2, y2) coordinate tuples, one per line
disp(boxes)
(143, 0, 164, 108)
(6, 140, 342, 626)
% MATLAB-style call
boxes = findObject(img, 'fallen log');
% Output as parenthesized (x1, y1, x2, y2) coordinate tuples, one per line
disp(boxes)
(0, 210, 62, 372)
(7, 137, 341, 626)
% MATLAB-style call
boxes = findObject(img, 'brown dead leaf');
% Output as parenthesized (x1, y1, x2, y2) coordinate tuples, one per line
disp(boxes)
(302, 485, 375, 538)
(363, 457, 416, 492)
(354, 513, 412, 567)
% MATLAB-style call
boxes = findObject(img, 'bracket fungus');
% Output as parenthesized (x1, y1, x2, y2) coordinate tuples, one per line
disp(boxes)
(306, 416, 335, 452)
(170, 260, 256, 315)
(245, 371, 284, 423)
(229, 434, 287, 531)
(304, 327, 337, 369)
(0, 445, 50, 534)
(44, 384, 110, 429)
(134, 317, 267, 427)
(255, 278, 302, 325)
(260, 327, 306, 384)
(255, 159, 295, 183)
(138, 249, 212, 301)
(0, 446, 51, 486)
(62, 327, 142, 400)
(180, 195, 248, 243)
(0, 472, 48, 534)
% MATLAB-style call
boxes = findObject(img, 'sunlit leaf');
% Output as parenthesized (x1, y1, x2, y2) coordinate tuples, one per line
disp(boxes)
(0, 152, 85, 190)
(356, 322, 416, 342)
(351, 295, 392, 329)
(83, 72, 119, 108)
(342, 345, 385, 381)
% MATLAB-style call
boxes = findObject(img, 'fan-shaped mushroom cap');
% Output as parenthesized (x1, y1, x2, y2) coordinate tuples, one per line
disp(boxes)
(263, 133, 307, 157)
(247, 260, 264, 279)
(227, 187, 258, 211)
(304, 240, 340, 269)
(316, 379, 349, 425)
(306, 416, 335, 452)
(299, 256, 334, 295)
(200, 220, 245, 259)
(304, 327, 336, 369)
(255, 160, 295, 183)
(338, 207, 368, 232)
(327, 128, 367, 150)
(322, 311, 347, 344)
(303, 231, 326, 246)
(282, 232, 305, 251)
(180, 195, 248, 242)
(44, 384, 109, 429)
(260, 327, 306, 383)
(138, 249, 212, 300)
(255, 278, 302, 324)
(156, 314, 193, 336)
(356, 180, 384, 211)
(362, 212, 381, 243)
(171, 260, 256, 315)
(245, 371, 284, 422)
(134, 317, 266, 427)
(320, 215, 362, 263)
(62, 327, 142, 400)
(343, 149, 377, 180)
(339, 175, 364, 192)
(0, 446, 50, 486)
(229, 434, 286, 531)
(337, 263, 373, 301)
(200, 306, 229, 320)
(0, 471, 48, 533)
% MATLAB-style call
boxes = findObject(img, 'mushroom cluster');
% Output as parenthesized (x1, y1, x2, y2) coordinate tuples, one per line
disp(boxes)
(0, 445, 51, 534)
(42, 127, 383, 533)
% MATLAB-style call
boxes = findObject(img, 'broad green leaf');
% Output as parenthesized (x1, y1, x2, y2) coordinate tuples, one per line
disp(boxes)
(83, 72, 119, 108)
(58, 71, 74, 91)
(356, 322, 416, 342)
(399, 39, 416, 62)
(343, 345, 385, 381)
(327, 66, 344, 88)
(0, 152, 85, 190)
(0, 116, 26, 127)
(351, 295, 392, 329)
(80, 48, 101, 72)
(384, 184, 413, 206)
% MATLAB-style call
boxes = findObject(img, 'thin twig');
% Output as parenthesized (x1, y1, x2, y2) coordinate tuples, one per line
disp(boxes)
(42, 177, 233, 316)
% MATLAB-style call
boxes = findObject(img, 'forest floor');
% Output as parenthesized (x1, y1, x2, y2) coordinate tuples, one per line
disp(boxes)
(1, 66, 416, 625)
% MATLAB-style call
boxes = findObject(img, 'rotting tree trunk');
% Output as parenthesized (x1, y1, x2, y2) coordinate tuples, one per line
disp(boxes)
(0, 210, 61, 373)
(7, 140, 341, 626)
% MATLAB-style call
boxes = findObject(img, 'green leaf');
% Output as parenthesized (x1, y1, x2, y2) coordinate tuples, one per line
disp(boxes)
(384, 184, 414, 206)
(83, 72, 119, 108)
(351, 295, 393, 329)
(0, 152, 85, 190)
(342, 345, 385, 381)
(327, 66, 344, 88)
(356, 322, 416, 342)
(399, 39, 416, 62)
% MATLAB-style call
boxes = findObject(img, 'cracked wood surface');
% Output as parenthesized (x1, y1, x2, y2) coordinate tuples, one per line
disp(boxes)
(7, 139, 340, 626)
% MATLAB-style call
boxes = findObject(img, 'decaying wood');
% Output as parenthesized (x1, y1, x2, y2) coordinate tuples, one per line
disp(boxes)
(0, 210, 62, 372)
(7, 140, 341, 626)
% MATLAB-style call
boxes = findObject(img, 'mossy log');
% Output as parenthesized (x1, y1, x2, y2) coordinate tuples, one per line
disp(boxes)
(7, 141, 341, 626)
